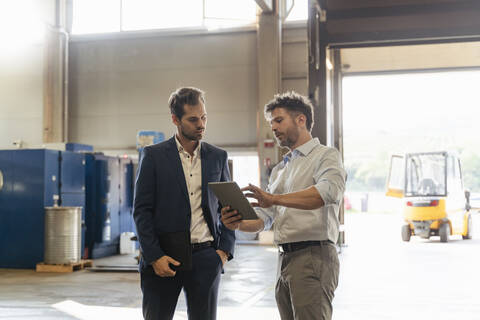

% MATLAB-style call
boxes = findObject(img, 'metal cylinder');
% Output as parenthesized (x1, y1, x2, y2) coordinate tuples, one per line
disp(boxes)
(44, 206, 82, 264)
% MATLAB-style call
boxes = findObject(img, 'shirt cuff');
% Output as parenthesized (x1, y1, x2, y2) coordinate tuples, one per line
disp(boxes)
(255, 207, 274, 230)
(314, 182, 339, 206)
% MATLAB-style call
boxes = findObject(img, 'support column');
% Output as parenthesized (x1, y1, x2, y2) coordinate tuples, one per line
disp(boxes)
(332, 48, 345, 246)
(307, 0, 328, 145)
(257, 1, 282, 188)
(43, 0, 68, 143)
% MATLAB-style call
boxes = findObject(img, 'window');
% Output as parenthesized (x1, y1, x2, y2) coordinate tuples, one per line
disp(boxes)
(387, 155, 404, 191)
(122, 0, 203, 31)
(447, 156, 463, 193)
(72, 0, 257, 35)
(285, 0, 308, 22)
(0, 0, 44, 49)
(204, 0, 257, 29)
(72, 0, 121, 34)
(406, 154, 446, 197)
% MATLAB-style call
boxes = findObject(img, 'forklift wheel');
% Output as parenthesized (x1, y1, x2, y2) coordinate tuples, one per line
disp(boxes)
(463, 215, 473, 240)
(439, 223, 450, 243)
(401, 225, 411, 242)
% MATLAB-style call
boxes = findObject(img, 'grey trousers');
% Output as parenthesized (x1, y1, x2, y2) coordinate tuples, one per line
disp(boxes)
(275, 243, 340, 320)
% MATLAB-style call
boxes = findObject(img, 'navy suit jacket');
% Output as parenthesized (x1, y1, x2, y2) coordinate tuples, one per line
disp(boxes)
(133, 136, 235, 269)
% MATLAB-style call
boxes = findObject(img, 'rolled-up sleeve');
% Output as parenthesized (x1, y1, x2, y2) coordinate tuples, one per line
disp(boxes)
(313, 148, 346, 206)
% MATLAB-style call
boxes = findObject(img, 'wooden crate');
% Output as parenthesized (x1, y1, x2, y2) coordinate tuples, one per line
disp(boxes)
(36, 259, 93, 273)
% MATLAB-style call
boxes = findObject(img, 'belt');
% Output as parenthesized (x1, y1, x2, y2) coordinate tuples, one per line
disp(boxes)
(191, 241, 213, 252)
(279, 240, 333, 253)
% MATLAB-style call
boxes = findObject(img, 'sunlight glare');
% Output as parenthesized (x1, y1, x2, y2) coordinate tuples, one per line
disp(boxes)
(0, 0, 45, 52)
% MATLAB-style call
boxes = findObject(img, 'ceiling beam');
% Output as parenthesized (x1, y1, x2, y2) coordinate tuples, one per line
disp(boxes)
(323, 0, 480, 47)
(255, 0, 273, 12)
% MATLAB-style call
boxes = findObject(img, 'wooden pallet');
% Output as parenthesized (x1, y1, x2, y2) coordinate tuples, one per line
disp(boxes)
(36, 259, 93, 273)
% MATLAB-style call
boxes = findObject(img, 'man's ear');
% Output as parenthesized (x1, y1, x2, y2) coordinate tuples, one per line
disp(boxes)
(296, 114, 306, 128)
(172, 114, 180, 126)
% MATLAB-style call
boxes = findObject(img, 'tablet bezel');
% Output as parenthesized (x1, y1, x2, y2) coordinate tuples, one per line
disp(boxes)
(208, 181, 259, 220)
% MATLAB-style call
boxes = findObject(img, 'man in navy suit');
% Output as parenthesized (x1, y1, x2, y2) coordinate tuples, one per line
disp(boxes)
(133, 87, 235, 320)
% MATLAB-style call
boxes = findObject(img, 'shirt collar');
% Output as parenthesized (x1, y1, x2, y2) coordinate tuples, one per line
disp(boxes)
(283, 138, 319, 164)
(174, 134, 201, 156)
(294, 137, 319, 156)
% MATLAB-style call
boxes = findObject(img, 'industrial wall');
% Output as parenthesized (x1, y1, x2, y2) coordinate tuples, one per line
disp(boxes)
(0, 44, 44, 149)
(282, 25, 308, 97)
(69, 25, 307, 152)
(0, 0, 55, 149)
(69, 30, 257, 151)
(0, 23, 307, 152)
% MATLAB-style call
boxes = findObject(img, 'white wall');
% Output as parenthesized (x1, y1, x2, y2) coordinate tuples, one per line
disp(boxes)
(0, 0, 55, 149)
(69, 30, 259, 150)
(0, 46, 44, 148)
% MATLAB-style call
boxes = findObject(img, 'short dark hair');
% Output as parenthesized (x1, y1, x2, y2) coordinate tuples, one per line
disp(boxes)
(168, 87, 205, 120)
(264, 91, 314, 131)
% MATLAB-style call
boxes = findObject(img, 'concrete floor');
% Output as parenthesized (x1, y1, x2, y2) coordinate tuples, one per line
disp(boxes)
(1, 213, 479, 320)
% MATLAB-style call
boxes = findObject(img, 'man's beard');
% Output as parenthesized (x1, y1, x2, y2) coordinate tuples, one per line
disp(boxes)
(180, 124, 202, 141)
(279, 126, 299, 149)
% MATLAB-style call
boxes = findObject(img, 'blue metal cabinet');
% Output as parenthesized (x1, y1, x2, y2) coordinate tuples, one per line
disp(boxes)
(119, 158, 134, 234)
(84, 154, 123, 258)
(0, 149, 87, 268)
(0, 149, 60, 268)
(0, 148, 137, 266)
(60, 151, 85, 194)
(84, 153, 97, 257)
(60, 151, 86, 257)
(65, 143, 93, 153)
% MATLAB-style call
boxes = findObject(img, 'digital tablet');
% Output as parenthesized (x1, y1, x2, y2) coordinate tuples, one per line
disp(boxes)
(208, 181, 259, 220)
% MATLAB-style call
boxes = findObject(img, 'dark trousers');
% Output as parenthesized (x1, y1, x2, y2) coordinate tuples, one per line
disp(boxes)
(141, 247, 223, 320)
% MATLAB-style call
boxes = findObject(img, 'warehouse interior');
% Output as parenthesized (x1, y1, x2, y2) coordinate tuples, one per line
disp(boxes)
(1, 0, 480, 319)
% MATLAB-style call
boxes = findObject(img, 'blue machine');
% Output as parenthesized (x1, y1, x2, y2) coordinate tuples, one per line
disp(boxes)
(0, 149, 86, 269)
(65, 143, 94, 153)
(84, 154, 135, 259)
(119, 157, 134, 234)
(60, 151, 87, 255)
(136, 131, 164, 153)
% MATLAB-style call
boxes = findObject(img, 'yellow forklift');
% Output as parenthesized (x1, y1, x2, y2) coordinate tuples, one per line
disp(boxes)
(386, 151, 472, 242)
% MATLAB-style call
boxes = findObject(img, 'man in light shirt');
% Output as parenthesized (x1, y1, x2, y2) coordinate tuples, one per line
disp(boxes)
(134, 87, 234, 320)
(221, 92, 346, 320)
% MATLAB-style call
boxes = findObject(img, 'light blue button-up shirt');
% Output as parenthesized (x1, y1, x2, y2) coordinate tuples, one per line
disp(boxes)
(255, 138, 346, 244)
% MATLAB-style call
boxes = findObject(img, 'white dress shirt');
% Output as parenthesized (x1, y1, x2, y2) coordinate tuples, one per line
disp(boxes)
(255, 138, 346, 244)
(175, 135, 214, 244)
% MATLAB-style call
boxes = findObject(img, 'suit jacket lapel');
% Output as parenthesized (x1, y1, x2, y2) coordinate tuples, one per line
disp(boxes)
(165, 137, 189, 203)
